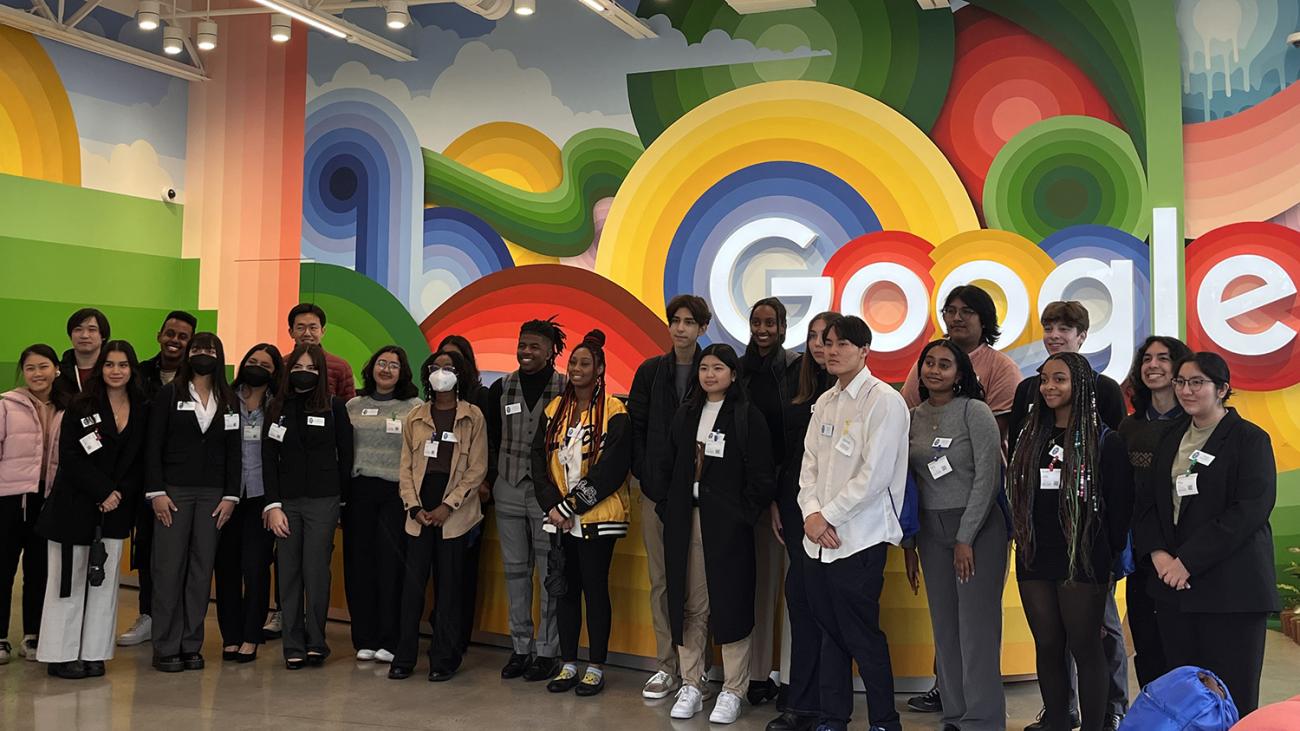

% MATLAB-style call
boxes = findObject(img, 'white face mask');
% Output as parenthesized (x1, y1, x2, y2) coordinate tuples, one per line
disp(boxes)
(428, 369, 458, 393)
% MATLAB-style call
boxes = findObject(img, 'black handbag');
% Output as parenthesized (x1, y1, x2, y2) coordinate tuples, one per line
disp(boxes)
(88, 523, 108, 588)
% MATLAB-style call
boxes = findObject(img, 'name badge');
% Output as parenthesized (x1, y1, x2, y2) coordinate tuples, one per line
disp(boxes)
(424, 440, 440, 459)
(820, 423, 834, 437)
(1190, 450, 1215, 466)
(80, 414, 102, 428)
(927, 455, 953, 479)
(1175, 473, 1199, 497)
(931, 437, 952, 449)
(80, 432, 103, 455)
(361, 408, 379, 417)
(441, 431, 458, 443)
(505, 403, 523, 416)
(706, 431, 724, 443)
(177, 401, 196, 412)
(267, 423, 286, 442)
(1048, 444, 1065, 461)
(307, 416, 325, 427)
(704, 440, 725, 458)
(1039, 468, 1061, 490)
(566, 427, 578, 440)
(386, 419, 403, 434)
(834, 435, 854, 457)
(243, 425, 260, 441)
(224, 413, 240, 431)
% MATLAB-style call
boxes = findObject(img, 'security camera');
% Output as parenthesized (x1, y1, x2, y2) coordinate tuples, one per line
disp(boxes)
(162, 188, 177, 202)
(1289, 31, 1300, 48)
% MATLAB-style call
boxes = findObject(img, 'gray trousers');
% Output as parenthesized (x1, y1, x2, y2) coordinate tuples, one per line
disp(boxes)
(495, 481, 559, 657)
(151, 486, 222, 657)
(277, 496, 339, 659)
(918, 508, 1008, 731)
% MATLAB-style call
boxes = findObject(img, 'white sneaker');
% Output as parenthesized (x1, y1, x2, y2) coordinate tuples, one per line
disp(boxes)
(19, 635, 37, 661)
(0, 640, 10, 665)
(643, 670, 680, 699)
(670, 685, 704, 719)
(373, 649, 395, 663)
(355, 649, 376, 661)
(263, 610, 282, 635)
(709, 690, 743, 724)
(118, 615, 152, 646)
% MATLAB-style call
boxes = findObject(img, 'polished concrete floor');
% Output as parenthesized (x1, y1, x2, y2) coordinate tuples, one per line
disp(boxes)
(2, 587, 1299, 730)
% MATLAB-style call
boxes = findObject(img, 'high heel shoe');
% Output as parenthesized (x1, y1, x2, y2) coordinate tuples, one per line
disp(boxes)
(235, 649, 257, 664)
(285, 658, 305, 670)
(222, 649, 240, 662)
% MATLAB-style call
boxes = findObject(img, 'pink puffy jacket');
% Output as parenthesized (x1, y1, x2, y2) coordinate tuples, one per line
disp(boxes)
(0, 389, 62, 497)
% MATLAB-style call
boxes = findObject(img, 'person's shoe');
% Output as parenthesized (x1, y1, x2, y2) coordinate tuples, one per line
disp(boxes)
(47, 660, 88, 679)
(83, 660, 105, 677)
(943, 726, 960, 731)
(907, 685, 942, 713)
(1104, 713, 1124, 731)
(574, 668, 605, 697)
(387, 665, 412, 680)
(285, 658, 305, 671)
(117, 615, 152, 647)
(1024, 707, 1081, 730)
(153, 655, 184, 673)
(0, 640, 10, 665)
(500, 652, 530, 679)
(709, 690, 744, 724)
(766, 712, 819, 731)
(262, 611, 282, 640)
(222, 649, 240, 662)
(355, 649, 376, 661)
(522, 654, 559, 682)
(642, 670, 680, 699)
(670, 685, 704, 720)
(428, 668, 455, 682)
(748, 677, 780, 706)
(181, 652, 205, 670)
(373, 649, 394, 664)
(20, 635, 38, 661)
(235, 649, 257, 664)
(305, 652, 326, 667)
(547, 663, 581, 693)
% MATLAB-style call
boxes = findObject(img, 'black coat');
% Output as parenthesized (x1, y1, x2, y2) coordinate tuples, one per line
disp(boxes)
(1133, 409, 1280, 613)
(777, 367, 831, 506)
(741, 346, 801, 470)
(262, 394, 354, 505)
(627, 347, 700, 502)
(37, 392, 148, 544)
(137, 353, 172, 400)
(146, 383, 240, 498)
(662, 396, 775, 646)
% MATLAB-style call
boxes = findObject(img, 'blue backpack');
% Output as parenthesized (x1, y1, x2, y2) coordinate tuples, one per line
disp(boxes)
(1119, 666, 1239, 731)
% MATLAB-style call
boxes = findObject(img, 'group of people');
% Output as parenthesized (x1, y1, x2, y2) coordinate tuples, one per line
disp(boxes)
(0, 287, 1280, 731)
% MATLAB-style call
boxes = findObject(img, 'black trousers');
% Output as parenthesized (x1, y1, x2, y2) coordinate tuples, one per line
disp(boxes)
(805, 543, 900, 731)
(1019, 580, 1109, 731)
(342, 476, 406, 653)
(459, 518, 484, 651)
(1126, 563, 1166, 687)
(133, 495, 154, 615)
(778, 494, 821, 717)
(394, 524, 466, 673)
(558, 532, 617, 665)
(0, 491, 46, 638)
(214, 495, 275, 647)
(1157, 605, 1267, 716)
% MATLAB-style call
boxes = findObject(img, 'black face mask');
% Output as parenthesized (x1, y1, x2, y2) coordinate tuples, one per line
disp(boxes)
(241, 365, 272, 387)
(190, 354, 219, 376)
(289, 371, 318, 392)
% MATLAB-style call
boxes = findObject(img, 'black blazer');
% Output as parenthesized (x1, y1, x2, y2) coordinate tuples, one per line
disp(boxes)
(37, 392, 148, 544)
(1132, 409, 1280, 613)
(627, 347, 701, 501)
(146, 382, 240, 498)
(262, 394, 353, 505)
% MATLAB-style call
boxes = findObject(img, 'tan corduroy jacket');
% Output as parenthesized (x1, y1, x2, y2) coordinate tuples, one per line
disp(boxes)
(398, 399, 487, 539)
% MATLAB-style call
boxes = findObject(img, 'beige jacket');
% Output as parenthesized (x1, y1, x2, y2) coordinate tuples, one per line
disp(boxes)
(399, 399, 487, 539)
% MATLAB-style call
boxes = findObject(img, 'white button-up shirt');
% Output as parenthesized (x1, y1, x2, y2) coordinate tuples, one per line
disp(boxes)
(797, 364, 909, 563)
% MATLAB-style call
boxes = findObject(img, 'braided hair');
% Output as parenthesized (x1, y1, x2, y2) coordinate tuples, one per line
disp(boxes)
(544, 329, 607, 467)
(520, 316, 566, 366)
(1007, 351, 1104, 581)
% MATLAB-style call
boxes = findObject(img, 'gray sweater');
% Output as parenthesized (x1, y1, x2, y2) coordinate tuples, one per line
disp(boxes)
(907, 396, 1001, 545)
(346, 395, 424, 482)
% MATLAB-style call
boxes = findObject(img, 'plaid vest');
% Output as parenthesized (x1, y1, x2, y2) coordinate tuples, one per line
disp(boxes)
(496, 369, 566, 488)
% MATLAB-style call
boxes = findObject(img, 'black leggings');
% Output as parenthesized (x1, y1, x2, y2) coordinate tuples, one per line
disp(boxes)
(557, 533, 617, 665)
(1019, 580, 1109, 731)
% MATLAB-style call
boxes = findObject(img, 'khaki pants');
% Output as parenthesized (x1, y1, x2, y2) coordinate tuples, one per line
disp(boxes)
(641, 495, 678, 676)
(751, 515, 781, 680)
(677, 509, 751, 697)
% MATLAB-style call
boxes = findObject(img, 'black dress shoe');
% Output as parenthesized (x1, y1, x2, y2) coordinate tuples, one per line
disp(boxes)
(500, 652, 530, 679)
(305, 653, 326, 667)
(766, 712, 819, 731)
(285, 658, 305, 670)
(943, 726, 961, 731)
(47, 660, 88, 679)
(522, 655, 559, 682)
(1024, 707, 1081, 730)
(546, 668, 581, 693)
(181, 653, 205, 670)
(1104, 713, 1124, 730)
(153, 655, 184, 673)
(907, 686, 942, 713)
(748, 677, 780, 706)
(223, 649, 240, 662)
(83, 660, 105, 677)
(428, 669, 455, 682)
(388, 665, 413, 680)
(235, 649, 257, 664)
(574, 672, 605, 697)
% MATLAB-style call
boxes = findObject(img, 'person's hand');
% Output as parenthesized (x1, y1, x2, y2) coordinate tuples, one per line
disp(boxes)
(477, 481, 492, 504)
(548, 507, 568, 527)
(1150, 549, 1174, 577)
(770, 503, 784, 546)
(152, 494, 178, 527)
(904, 546, 920, 595)
(416, 510, 435, 527)
(264, 507, 290, 538)
(804, 512, 840, 549)
(1159, 556, 1191, 591)
(429, 504, 452, 527)
(213, 499, 236, 530)
(953, 542, 975, 584)
(100, 490, 122, 513)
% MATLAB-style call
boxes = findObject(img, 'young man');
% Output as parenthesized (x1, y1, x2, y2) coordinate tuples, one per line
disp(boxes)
(56, 308, 109, 395)
(627, 294, 710, 700)
(1008, 300, 1128, 731)
(287, 303, 356, 400)
(798, 316, 907, 731)
(118, 310, 198, 647)
(485, 318, 568, 682)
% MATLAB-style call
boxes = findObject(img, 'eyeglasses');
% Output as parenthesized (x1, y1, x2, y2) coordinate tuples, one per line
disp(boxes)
(432, 365, 458, 374)
(375, 360, 401, 372)
(941, 306, 977, 318)
(1172, 377, 1215, 390)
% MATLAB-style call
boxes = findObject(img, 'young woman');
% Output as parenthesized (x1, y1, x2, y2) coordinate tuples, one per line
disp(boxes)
(262, 343, 354, 670)
(531, 330, 632, 697)
(1008, 351, 1133, 731)
(213, 343, 283, 663)
(146, 332, 240, 673)
(767, 310, 837, 731)
(1117, 335, 1191, 688)
(1134, 353, 1278, 716)
(659, 344, 776, 725)
(35, 341, 146, 678)
(0, 345, 67, 665)
(387, 349, 487, 681)
(904, 340, 1006, 731)
(344, 345, 422, 663)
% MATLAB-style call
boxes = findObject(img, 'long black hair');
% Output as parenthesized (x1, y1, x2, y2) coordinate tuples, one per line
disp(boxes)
(173, 332, 236, 412)
(16, 344, 70, 410)
(1125, 335, 1193, 415)
(687, 343, 747, 411)
(793, 311, 839, 405)
(359, 345, 419, 400)
(269, 343, 331, 421)
(437, 335, 482, 388)
(420, 349, 473, 402)
(231, 343, 284, 395)
(915, 339, 986, 402)
(543, 330, 609, 464)
(71, 340, 145, 417)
